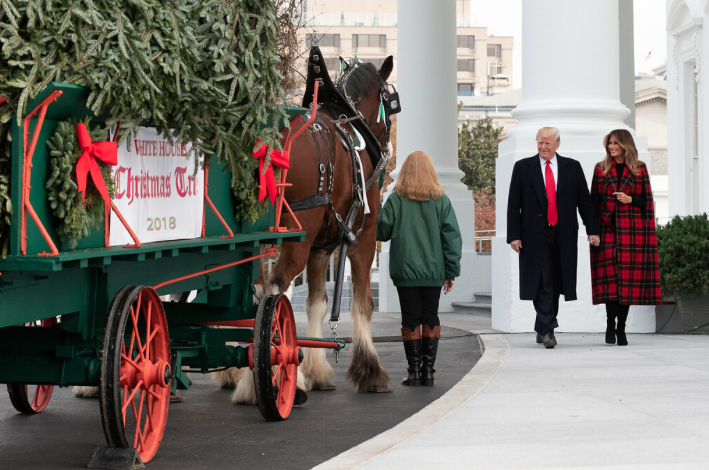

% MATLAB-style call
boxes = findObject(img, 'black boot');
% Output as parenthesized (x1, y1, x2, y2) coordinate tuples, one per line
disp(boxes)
(605, 309, 616, 345)
(401, 327, 422, 386)
(421, 325, 440, 386)
(616, 309, 629, 346)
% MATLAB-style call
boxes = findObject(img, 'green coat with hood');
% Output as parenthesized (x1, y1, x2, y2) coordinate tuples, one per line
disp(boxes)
(377, 191, 462, 287)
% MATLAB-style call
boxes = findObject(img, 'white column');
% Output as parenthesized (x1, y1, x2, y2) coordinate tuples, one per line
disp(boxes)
(380, 0, 485, 314)
(493, 0, 655, 333)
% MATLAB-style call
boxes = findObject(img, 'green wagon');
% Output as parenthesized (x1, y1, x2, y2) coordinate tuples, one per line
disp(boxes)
(0, 83, 342, 463)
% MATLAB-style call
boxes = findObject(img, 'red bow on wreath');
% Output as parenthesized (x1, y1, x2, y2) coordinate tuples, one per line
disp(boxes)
(252, 140, 290, 204)
(75, 123, 117, 205)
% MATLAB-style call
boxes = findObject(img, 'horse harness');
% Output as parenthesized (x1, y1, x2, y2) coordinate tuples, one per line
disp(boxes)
(290, 46, 401, 246)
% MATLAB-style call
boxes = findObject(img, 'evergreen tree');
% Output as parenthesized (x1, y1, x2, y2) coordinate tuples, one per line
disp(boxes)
(458, 117, 502, 193)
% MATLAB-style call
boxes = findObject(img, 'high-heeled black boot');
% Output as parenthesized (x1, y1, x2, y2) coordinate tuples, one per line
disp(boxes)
(421, 325, 440, 386)
(401, 327, 422, 386)
(606, 308, 616, 345)
(616, 309, 629, 346)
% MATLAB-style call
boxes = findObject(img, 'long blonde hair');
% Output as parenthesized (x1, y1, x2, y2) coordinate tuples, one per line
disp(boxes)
(602, 129, 639, 176)
(393, 151, 444, 201)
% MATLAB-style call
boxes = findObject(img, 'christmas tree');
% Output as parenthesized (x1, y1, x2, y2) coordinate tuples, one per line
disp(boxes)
(1, 0, 299, 256)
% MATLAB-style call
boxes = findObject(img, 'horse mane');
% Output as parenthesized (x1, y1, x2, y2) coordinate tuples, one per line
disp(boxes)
(338, 63, 380, 102)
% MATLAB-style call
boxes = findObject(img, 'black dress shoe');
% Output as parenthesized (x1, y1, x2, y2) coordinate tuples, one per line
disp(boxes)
(542, 332, 557, 349)
(536, 333, 544, 344)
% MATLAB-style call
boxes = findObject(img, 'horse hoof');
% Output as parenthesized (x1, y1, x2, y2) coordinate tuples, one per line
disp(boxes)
(294, 389, 308, 406)
(361, 384, 393, 394)
(311, 383, 336, 391)
(220, 383, 236, 390)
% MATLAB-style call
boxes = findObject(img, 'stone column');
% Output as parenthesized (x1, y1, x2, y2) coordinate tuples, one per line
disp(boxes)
(493, 0, 654, 333)
(380, 0, 485, 314)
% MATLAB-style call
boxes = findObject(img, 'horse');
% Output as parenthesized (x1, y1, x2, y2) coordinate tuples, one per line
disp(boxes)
(223, 54, 397, 403)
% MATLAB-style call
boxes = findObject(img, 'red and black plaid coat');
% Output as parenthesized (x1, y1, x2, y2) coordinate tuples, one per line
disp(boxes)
(590, 161, 662, 305)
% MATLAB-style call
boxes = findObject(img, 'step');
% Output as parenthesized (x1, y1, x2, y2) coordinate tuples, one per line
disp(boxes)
(451, 302, 492, 317)
(474, 292, 492, 304)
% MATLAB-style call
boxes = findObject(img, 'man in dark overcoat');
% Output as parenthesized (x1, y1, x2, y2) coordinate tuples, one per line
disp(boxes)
(506, 127, 601, 348)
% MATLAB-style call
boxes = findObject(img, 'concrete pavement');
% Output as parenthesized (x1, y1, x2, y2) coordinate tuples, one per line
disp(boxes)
(317, 313, 709, 470)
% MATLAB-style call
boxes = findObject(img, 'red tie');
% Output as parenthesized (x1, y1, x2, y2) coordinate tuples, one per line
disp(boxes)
(545, 161, 558, 226)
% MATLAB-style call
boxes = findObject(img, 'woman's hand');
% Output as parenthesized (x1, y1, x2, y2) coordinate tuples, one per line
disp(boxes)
(613, 192, 632, 204)
(379, 186, 385, 200)
(443, 280, 455, 295)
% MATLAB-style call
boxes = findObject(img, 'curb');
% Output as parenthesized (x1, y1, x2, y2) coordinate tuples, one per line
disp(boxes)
(313, 333, 510, 470)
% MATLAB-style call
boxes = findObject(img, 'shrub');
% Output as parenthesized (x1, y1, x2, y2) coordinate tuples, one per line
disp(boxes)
(656, 214, 709, 298)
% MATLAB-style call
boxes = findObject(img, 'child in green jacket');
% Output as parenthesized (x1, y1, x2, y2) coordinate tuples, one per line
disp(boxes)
(377, 151, 462, 386)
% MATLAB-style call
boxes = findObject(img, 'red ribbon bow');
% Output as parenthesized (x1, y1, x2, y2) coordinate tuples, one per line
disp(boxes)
(252, 140, 290, 204)
(75, 123, 117, 205)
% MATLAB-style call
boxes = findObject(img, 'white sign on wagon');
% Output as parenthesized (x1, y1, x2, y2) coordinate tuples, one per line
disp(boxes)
(109, 127, 204, 246)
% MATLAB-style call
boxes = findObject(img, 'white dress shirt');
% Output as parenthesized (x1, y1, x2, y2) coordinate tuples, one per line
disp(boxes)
(539, 154, 558, 190)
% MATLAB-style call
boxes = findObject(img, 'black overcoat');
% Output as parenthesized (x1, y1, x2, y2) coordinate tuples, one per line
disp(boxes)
(506, 154, 600, 301)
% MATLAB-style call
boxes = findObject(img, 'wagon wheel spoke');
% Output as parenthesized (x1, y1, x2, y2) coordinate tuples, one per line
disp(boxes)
(140, 328, 159, 360)
(122, 380, 144, 417)
(131, 389, 146, 449)
(145, 301, 152, 360)
(127, 306, 140, 364)
(120, 352, 141, 371)
(271, 364, 282, 384)
(129, 294, 146, 362)
(276, 368, 290, 408)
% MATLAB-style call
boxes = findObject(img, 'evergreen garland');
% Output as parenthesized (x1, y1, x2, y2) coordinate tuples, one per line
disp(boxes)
(45, 119, 114, 249)
(0, 0, 291, 256)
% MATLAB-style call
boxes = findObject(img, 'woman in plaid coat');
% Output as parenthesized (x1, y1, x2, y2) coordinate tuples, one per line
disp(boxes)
(590, 129, 662, 346)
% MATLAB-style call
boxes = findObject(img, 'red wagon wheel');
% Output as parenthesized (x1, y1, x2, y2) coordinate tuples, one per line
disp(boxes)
(6, 317, 58, 414)
(99, 286, 171, 464)
(251, 294, 302, 421)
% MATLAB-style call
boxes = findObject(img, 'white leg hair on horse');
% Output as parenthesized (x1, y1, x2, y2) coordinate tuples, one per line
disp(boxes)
(231, 369, 257, 405)
(301, 297, 335, 390)
(346, 282, 391, 393)
(72, 386, 99, 398)
(213, 367, 246, 389)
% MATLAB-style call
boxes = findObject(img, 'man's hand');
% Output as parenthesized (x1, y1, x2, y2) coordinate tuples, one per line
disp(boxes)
(443, 280, 455, 295)
(588, 235, 600, 247)
(510, 240, 522, 253)
(613, 192, 632, 204)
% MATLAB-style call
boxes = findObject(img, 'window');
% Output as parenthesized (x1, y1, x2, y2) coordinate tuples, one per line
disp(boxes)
(487, 44, 502, 57)
(457, 59, 474, 72)
(457, 35, 475, 49)
(353, 34, 386, 48)
(306, 33, 340, 48)
(324, 58, 341, 73)
(457, 83, 474, 96)
(492, 66, 503, 75)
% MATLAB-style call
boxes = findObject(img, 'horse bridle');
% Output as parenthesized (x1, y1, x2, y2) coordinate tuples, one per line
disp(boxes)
(335, 60, 401, 161)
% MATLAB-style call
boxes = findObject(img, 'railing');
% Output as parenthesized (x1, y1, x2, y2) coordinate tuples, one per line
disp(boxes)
(475, 230, 495, 253)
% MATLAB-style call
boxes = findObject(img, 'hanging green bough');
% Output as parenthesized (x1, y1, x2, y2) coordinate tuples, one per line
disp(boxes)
(0, 0, 296, 256)
(45, 119, 115, 249)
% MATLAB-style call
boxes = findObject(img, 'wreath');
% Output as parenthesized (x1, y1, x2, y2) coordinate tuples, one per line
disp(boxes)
(45, 119, 115, 249)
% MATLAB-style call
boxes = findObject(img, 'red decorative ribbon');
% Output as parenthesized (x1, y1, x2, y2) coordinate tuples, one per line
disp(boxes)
(76, 123, 117, 205)
(252, 140, 290, 204)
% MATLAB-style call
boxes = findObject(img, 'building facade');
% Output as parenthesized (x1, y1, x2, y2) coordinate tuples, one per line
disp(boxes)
(666, 0, 709, 217)
(301, 0, 513, 96)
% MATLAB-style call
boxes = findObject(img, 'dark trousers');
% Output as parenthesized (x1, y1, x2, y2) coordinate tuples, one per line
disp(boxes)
(396, 286, 442, 331)
(533, 225, 562, 336)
